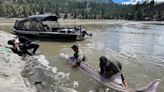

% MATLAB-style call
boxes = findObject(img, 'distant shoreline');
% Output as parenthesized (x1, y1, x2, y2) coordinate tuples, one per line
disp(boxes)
(0, 18, 164, 26)
(0, 18, 164, 33)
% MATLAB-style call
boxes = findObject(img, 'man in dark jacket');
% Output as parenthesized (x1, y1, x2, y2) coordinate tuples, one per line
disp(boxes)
(13, 36, 39, 55)
(99, 56, 128, 88)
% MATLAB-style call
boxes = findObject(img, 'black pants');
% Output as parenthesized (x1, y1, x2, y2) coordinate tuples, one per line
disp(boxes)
(22, 43, 39, 54)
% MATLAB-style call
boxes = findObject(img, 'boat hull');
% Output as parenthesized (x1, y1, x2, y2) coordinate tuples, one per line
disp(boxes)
(12, 28, 86, 41)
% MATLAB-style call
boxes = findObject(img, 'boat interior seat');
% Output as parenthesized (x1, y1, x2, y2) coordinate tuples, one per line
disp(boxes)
(52, 28, 60, 32)
(43, 25, 50, 31)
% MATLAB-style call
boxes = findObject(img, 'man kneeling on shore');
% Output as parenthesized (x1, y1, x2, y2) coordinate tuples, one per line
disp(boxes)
(8, 36, 39, 56)
(99, 56, 128, 88)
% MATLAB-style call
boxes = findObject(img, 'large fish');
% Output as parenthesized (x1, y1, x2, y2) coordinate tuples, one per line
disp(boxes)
(59, 53, 160, 92)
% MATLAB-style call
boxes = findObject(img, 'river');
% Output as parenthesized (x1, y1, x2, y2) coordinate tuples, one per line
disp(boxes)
(39, 20, 164, 92)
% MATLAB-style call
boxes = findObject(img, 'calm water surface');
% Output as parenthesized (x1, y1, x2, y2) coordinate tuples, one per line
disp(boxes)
(39, 21, 164, 92)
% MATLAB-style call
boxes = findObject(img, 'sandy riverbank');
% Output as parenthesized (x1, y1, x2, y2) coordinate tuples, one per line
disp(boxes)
(0, 31, 78, 92)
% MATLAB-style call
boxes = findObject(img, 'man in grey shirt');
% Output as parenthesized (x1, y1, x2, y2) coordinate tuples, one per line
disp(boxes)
(71, 44, 85, 67)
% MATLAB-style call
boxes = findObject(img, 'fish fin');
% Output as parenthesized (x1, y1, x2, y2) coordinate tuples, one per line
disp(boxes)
(59, 53, 69, 59)
(137, 79, 160, 92)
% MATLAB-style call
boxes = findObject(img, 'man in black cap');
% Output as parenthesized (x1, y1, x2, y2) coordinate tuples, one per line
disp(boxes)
(71, 44, 85, 67)
(99, 56, 128, 88)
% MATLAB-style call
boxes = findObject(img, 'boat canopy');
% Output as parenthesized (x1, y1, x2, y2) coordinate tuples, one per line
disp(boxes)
(14, 15, 59, 31)
(27, 15, 58, 21)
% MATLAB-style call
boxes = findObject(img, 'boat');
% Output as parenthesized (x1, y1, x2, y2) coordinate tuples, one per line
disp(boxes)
(59, 53, 160, 92)
(12, 15, 92, 41)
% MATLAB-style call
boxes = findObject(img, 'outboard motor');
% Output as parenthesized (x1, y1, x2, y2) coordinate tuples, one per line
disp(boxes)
(82, 30, 92, 36)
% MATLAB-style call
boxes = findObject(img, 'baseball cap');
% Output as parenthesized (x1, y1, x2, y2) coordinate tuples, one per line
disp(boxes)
(71, 44, 78, 49)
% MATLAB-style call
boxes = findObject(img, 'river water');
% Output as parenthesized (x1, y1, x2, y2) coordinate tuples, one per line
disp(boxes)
(39, 21, 164, 92)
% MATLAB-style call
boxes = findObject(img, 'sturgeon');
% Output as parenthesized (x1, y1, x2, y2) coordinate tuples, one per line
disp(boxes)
(59, 53, 160, 92)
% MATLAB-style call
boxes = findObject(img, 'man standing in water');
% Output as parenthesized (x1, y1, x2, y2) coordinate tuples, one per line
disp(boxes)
(71, 44, 85, 67)
(99, 56, 128, 88)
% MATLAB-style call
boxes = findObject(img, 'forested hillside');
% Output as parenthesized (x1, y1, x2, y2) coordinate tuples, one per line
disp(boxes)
(0, 0, 163, 21)
(141, 3, 164, 21)
(0, 0, 132, 19)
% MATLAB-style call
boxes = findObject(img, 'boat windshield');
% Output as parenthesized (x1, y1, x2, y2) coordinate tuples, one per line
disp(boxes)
(14, 19, 44, 31)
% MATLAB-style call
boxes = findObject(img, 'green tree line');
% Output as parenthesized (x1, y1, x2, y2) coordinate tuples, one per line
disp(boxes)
(0, 0, 163, 20)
